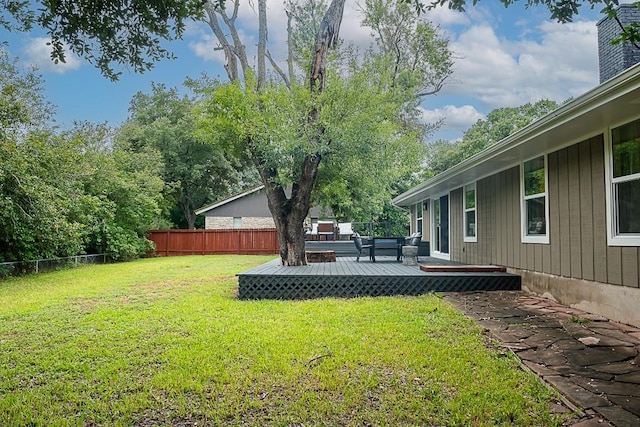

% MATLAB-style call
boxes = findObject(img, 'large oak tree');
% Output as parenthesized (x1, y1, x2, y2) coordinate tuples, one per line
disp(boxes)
(193, 0, 451, 265)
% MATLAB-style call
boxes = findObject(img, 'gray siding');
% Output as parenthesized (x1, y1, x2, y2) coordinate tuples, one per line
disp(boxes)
(448, 134, 639, 289)
(204, 190, 272, 218)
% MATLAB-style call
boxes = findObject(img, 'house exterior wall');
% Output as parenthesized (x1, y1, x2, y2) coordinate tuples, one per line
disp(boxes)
(205, 191, 272, 218)
(202, 189, 274, 230)
(422, 201, 430, 242)
(205, 216, 276, 229)
(450, 134, 640, 284)
(443, 134, 640, 325)
(200, 187, 330, 230)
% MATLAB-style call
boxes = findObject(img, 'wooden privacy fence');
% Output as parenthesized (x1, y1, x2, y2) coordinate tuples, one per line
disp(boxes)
(148, 229, 279, 256)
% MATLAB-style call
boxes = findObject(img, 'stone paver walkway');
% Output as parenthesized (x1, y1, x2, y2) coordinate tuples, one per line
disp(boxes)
(443, 291, 640, 427)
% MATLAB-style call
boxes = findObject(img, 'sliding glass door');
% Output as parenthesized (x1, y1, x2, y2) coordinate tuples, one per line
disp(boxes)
(432, 194, 449, 258)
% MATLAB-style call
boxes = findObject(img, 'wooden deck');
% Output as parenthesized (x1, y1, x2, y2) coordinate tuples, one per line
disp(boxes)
(238, 256, 521, 300)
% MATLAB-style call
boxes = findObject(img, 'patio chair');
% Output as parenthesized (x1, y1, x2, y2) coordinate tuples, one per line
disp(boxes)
(408, 232, 422, 247)
(317, 221, 335, 240)
(352, 232, 373, 262)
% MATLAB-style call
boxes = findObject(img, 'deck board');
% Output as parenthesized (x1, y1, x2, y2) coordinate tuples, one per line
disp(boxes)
(238, 256, 520, 300)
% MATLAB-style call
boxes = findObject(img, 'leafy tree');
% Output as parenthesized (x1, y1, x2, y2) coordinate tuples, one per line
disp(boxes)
(426, 99, 560, 175)
(194, 0, 451, 265)
(0, 50, 165, 262)
(0, 0, 211, 80)
(118, 84, 257, 229)
(0, 131, 84, 261)
(0, 48, 78, 261)
(0, 48, 53, 138)
(61, 122, 166, 260)
(0, 121, 165, 262)
(2, 0, 635, 80)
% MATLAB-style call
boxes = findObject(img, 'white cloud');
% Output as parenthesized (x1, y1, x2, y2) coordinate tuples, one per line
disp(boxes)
(189, 30, 233, 64)
(428, 6, 471, 27)
(23, 37, 82, 74)
(420, 104, 484, 135)
(442, 19, 598, 109)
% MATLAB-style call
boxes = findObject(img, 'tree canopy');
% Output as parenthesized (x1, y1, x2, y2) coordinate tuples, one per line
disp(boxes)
(0, 0, 636, 81)
(117, 83, 259, 229)
(0, 50, 165, 262)
(0, 0, 211, 80)
(192, 0, 452, 264)
(425, 99, 561, 176)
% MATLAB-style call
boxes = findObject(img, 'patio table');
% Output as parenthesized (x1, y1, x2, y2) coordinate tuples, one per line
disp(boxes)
(369, 237, 405, 262)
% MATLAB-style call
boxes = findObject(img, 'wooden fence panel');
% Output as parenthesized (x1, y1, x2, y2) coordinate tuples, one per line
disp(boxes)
(148, 229, 279, 256)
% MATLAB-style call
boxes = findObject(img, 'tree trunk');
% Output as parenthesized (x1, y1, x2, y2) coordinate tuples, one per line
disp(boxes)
(206, 0, 346, 266)
(254, 153, 319, 266)
(252, 0, 346, 266)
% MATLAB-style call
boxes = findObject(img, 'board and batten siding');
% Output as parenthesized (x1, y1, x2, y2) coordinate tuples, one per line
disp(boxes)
(448, 134, 639, 289)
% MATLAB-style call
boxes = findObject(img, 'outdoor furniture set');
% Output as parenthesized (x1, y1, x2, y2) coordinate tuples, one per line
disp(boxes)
(352, 232, 422, 264)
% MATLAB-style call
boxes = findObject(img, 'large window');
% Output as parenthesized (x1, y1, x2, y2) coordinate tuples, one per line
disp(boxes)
(607, 118, 640, 245)
(521, 155, 549, 243)
(464, 183, 477, 242)
(416, 202, 423, 235)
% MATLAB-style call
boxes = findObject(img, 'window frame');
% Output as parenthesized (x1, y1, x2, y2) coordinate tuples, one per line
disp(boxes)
(605, 116, 640, 246)
(415, 202, 423, 235)
(520, 154, 549, 244)
(463, 182, 477, 243)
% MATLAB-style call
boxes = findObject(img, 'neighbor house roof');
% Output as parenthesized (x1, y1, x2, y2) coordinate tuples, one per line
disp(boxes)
(195, 185, 265, 216)
(393, 63, 640, 207)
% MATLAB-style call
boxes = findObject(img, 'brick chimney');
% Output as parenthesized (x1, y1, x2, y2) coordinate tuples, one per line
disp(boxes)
(597, 4, 640, 83)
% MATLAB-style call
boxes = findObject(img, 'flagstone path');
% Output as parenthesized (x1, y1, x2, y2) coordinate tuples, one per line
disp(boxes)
(444, 291, 640, 427)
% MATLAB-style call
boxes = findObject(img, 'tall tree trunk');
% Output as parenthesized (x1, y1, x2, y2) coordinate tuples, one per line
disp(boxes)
(206, 0, 346, 266)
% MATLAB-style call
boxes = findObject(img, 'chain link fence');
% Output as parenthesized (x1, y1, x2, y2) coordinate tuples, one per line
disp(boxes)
(0, 254, 110, 279)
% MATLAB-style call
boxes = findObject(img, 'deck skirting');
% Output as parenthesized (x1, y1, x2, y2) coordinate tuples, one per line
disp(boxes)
(238, 257, 520, 300)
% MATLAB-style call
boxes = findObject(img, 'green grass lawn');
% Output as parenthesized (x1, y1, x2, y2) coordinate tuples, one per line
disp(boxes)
(0, 255, 568, 426)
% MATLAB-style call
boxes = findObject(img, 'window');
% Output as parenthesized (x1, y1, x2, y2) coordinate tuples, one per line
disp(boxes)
(521, 155, 549, 243)
(606, 118, 640, 245)
(233, 217, 242, 229)
(464, 183, 477, 242)
(416, 202, 423, 235)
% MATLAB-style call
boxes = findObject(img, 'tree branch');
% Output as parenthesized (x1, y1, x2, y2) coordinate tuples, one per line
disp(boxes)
(204, 3, 238, 81)
(310, 0, 346, 93)
(257, 0, 267, 90)
(266, 50, 290, 88)
(286, 10, 296, 85)
(216, 0, 250, 78)
(307, 346, 332, 367)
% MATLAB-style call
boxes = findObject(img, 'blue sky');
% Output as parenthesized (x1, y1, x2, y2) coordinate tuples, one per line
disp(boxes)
(1, 0, 605, 142)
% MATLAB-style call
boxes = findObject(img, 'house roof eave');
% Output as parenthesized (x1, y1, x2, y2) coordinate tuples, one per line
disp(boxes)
(195, 185, 266, 215)
(393, 63, 640, 207)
